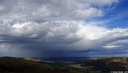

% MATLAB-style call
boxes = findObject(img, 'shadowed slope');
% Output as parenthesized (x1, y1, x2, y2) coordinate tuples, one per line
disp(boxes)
(82, 57, 128, 72)
(0, 57, 80, 73)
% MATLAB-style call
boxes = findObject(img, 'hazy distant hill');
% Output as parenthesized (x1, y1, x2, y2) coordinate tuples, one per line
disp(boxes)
(0, 57, 80, 73)
(47, 57, 90, 61)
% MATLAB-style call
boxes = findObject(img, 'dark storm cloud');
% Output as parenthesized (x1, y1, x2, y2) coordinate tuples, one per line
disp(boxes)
(1, 0, 128, 57)
(1, 21, 128, 57)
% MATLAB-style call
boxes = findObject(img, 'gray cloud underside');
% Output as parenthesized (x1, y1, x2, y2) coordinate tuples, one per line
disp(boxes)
(1, 0, 128, 57)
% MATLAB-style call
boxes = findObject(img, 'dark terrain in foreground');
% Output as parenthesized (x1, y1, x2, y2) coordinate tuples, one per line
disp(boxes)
(0, 57, 80, 73)
(0, 57, 128, 73)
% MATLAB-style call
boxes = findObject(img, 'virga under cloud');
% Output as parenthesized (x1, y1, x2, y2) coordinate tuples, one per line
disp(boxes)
(0, 0, 128, 57)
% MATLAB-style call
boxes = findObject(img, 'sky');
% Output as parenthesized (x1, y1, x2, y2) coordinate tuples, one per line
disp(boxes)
(0, 0, 128, 58)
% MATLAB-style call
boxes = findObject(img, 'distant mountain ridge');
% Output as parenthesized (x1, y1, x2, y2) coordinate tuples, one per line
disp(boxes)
(46, 57, 91, 61)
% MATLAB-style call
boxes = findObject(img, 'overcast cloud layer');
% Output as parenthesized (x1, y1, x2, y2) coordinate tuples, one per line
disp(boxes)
(0, 0, 128, 57)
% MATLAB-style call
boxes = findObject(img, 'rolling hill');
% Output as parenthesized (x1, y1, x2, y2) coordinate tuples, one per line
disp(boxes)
(0, 57, 80, 73)
(0, 57, 128, 73)
(81, 57, 128, 72)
